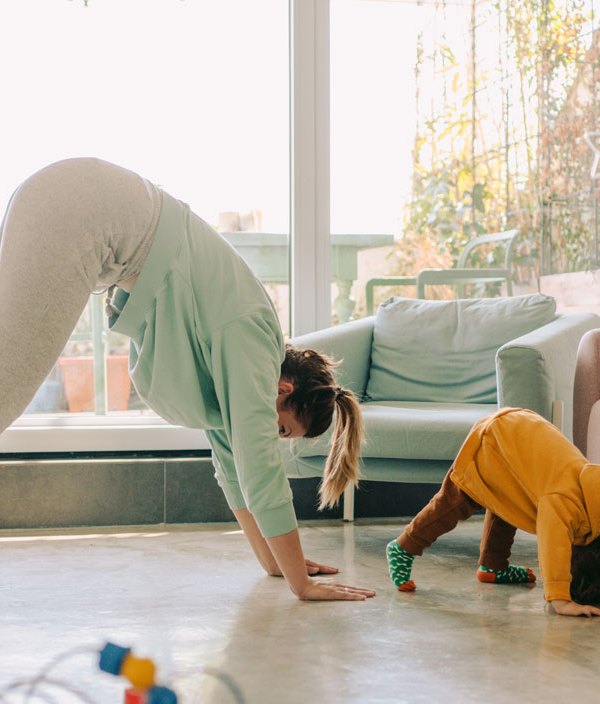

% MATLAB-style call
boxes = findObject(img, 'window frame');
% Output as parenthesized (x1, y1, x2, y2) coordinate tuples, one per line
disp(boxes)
(0, 0, 331, 454)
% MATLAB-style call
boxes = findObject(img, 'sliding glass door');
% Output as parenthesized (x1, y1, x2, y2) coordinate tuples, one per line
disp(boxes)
(0, 0, 289, 450)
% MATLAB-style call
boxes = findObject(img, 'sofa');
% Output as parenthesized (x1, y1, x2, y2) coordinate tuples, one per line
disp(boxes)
(283, 293, 600, 520)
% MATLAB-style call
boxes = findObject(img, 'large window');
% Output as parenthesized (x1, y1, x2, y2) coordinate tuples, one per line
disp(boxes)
(0, 0, 289, 450)
(8, 0, 594, 452)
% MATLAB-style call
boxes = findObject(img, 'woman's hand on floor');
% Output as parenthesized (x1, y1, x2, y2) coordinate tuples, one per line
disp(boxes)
(551, 599, 600, 617)
(305, 558, 339, 575)
(299, 580, 376, 601)
(269, 558, 340, 577)
(265, 528, 375, 600)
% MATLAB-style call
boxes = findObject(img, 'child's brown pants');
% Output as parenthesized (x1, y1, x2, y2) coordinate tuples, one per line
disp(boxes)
(398, 469, 517, 571)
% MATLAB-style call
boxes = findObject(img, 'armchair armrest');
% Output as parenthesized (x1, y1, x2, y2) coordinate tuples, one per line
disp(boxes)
(573, 329, 600, 456)
(290, 317, 375, 398)
(496, 312, 600, 441)
(416, 268, 511, 298)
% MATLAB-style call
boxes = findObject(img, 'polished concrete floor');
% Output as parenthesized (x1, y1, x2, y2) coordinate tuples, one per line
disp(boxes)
(0, 518, 599, 704)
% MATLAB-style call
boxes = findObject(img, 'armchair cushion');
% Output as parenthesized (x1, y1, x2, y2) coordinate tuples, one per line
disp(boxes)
(287, 401, 496, 461)
(366, 293, 557, 404)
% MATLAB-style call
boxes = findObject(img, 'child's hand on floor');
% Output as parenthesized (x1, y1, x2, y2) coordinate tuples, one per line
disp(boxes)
(551, 599, 600, 617)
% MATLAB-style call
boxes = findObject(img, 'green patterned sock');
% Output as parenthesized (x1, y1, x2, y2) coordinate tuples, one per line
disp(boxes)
(386, 540, 416, 591)
(477, 564, 536, 584)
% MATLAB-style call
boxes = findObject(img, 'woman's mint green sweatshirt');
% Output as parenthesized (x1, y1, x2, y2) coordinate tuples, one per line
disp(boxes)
(109, 191, 297, 538)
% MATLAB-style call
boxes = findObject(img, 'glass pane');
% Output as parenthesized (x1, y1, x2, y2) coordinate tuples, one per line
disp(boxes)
(332, 0, 578, 317)
(2, 0, 289, 419)
(330, 0, 425, 321)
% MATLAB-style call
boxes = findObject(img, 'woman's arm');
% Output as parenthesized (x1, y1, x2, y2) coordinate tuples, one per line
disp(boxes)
(234, 508, 339, 576)
(233, 509, 375, 601)
(233, 508, 279, 575)
(265, 528, 375, 601)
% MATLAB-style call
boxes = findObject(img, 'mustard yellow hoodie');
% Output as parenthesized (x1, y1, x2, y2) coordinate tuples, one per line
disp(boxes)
(450, 407, 600, 602)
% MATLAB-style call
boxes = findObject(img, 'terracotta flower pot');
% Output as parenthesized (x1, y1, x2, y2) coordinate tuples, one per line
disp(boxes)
(58, 355, 131, 412)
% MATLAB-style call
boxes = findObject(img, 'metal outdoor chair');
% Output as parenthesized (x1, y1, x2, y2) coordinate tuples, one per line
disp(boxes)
(365, 228, 520, 315)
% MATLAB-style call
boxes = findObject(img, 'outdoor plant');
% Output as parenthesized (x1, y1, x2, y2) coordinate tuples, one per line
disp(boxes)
(387, 0, 597, 295)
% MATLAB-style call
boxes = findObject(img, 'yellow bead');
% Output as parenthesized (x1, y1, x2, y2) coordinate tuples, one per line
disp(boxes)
(120, 654, 156, 689)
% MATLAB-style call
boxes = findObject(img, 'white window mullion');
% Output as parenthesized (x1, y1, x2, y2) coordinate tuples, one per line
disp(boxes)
(290, 0, 331, 336)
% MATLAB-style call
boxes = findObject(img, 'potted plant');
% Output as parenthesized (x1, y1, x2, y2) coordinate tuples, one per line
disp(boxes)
(58, 330, 131, 413)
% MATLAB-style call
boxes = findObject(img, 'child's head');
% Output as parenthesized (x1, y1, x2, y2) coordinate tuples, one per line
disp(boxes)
(571, 536, 600, 605)
(280, 344, 363, 510)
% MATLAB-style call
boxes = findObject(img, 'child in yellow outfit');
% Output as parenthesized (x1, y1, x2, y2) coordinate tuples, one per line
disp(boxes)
(386, 407, 600, 617)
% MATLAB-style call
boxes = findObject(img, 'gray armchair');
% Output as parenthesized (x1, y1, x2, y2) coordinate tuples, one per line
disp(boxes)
(285, 294, 600, 520)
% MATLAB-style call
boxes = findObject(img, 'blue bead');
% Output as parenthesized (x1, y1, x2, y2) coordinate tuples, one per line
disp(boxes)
(147, 685, 178, 704)
(98, 642, 130, 675)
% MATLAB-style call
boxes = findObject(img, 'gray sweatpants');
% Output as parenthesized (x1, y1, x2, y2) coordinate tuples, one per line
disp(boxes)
(0, 157, 161, 433)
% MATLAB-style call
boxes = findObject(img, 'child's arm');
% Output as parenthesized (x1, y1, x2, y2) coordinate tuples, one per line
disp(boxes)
(537, 495, 599, 616)
(536, 496, 574, 603)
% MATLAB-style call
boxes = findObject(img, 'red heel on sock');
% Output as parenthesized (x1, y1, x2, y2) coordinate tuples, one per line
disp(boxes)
(476, 569, 497, 583)
(398, 580, 416, 592)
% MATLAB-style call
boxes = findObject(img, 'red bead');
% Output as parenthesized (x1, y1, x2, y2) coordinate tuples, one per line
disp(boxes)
(124, 688, 148, 704)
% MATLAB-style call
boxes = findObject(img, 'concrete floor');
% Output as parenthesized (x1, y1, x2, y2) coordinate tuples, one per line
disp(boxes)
(0, 518, 599, 704)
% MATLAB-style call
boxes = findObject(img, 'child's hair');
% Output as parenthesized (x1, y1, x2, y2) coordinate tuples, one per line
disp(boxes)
(280, 344, 363, 510)
(570, 535, 600, 605)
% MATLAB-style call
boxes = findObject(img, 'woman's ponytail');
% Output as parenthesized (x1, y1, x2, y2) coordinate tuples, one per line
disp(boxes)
(318, 387, 363, 510)
(281, 344, 364, 510)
